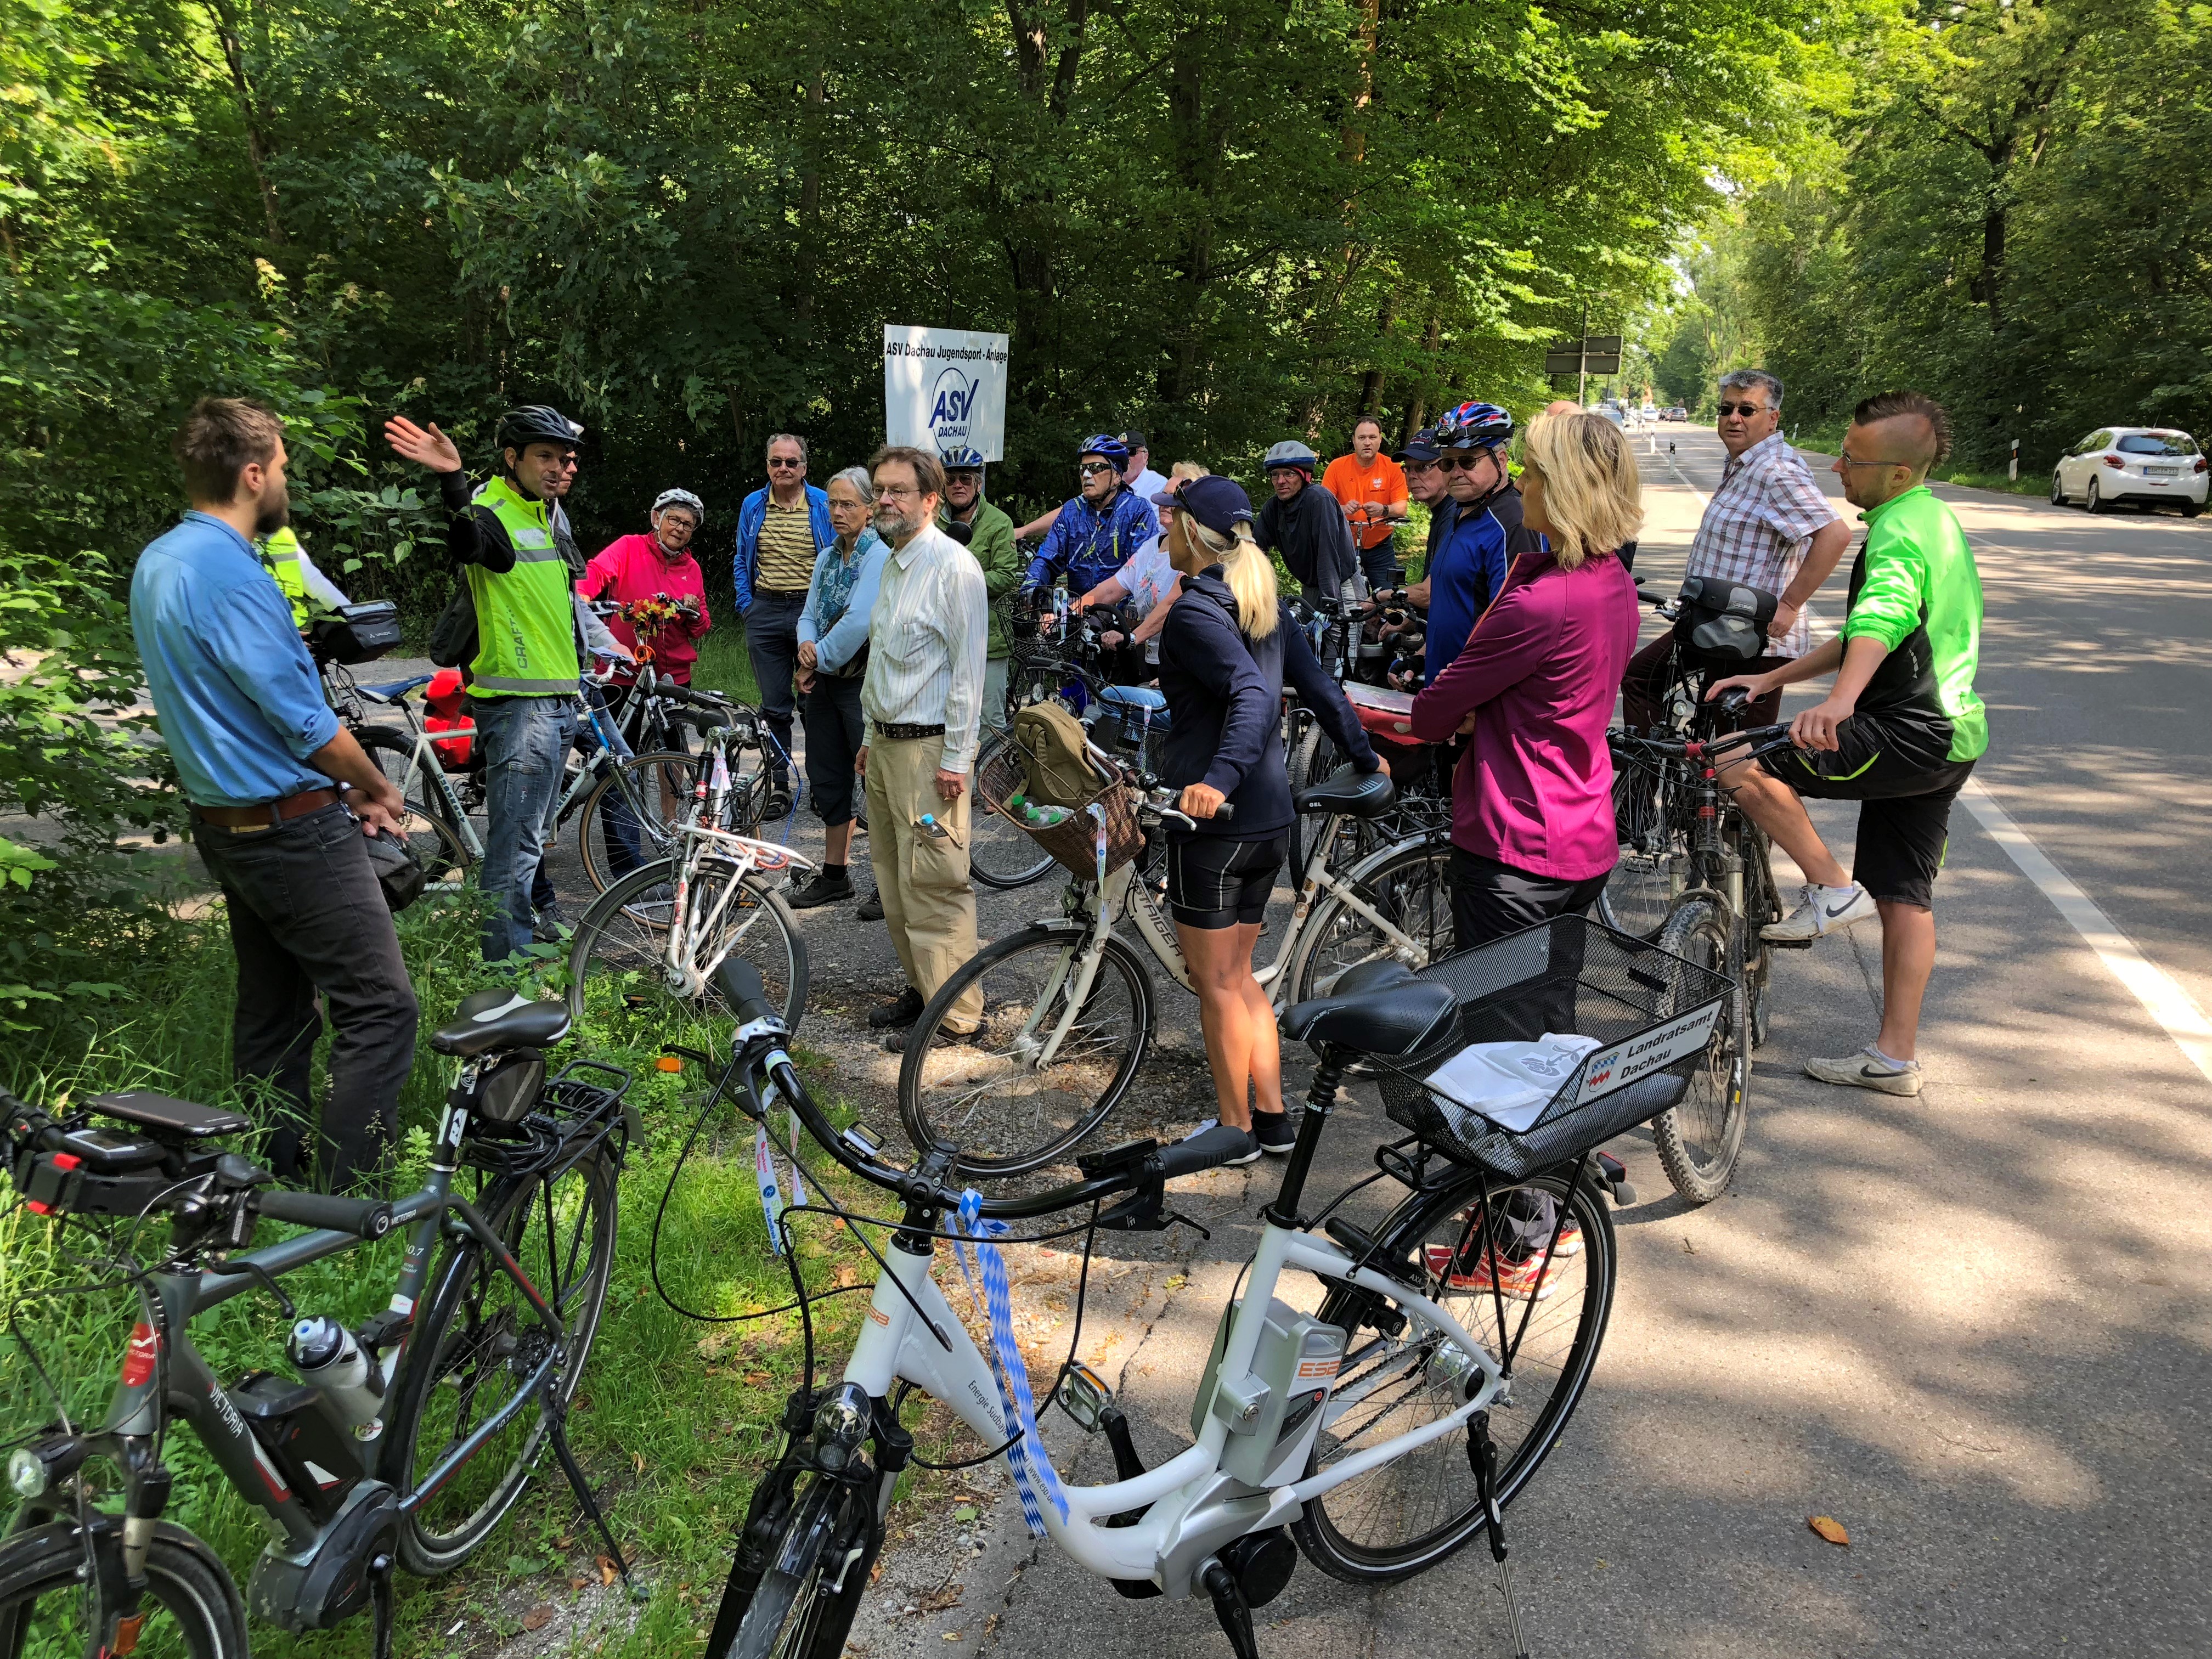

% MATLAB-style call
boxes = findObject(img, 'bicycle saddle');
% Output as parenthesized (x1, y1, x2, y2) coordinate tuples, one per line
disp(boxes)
(1280, 960, 1459, 1060)
(1292, 763, 1397, 820)
(431, 990, 573, 1057)
(353, 674, 434, 704)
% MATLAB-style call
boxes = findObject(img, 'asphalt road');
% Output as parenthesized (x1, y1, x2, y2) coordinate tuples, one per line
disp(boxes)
(829, 427, 2212, 1659)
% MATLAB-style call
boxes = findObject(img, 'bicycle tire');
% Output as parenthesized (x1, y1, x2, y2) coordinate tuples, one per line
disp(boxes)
(967, 730, 1058, 892)
(565, 856, 809, 1041)
(710, 1469, 882, 1659)
(0, 1519, 247, 1659)
(576, 750, 697, 894)
(1595, 746, 1677, 940)
(1286, 836, 1457, 1003)
(1291, 1166, 1615, 1583)
(355, 725, 474, 889)
(1738, 827, 1779, 1049)
(382, 1148, 619, 1576)
(1649, 896, 1751, 1204)
(898, 925, 1154, 1176)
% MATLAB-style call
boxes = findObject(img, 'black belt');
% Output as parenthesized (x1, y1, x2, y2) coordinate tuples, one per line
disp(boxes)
(872, 721, 946, 740)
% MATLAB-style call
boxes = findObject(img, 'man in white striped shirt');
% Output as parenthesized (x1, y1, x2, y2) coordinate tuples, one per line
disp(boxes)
(857, 445, 989, 1048)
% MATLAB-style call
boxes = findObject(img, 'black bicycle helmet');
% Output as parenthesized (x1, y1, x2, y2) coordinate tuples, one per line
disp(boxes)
(496, 405, 584, 454)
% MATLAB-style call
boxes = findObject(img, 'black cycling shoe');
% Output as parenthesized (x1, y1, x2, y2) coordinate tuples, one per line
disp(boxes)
(1251, 1109, 1297, 1155)
(883, 1024, 978, 1054)
(786, 870, 855, 910)
(867, 986, 924, 1029)
(856, 889, 886, 923)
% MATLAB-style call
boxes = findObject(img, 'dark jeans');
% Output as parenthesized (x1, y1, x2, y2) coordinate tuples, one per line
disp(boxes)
(1359, 534, 1402, 596)
(1448, 845, 1610, 1260)
(472, 695, 577, 961)
(531, 686, 640, 913)
(802, 672, 867, 827)
(743, 590, 808, 785)
(1621, 634, 1789, 732)
(196, 804, 419, 1192)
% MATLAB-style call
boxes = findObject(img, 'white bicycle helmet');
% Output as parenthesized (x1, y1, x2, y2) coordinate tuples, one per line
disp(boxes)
(652, 488, 706, 521)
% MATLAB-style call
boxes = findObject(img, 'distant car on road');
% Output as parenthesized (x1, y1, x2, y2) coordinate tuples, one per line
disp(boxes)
(2051, 426, 2207, 517)
(1640, 403, 1658, 422)
(1660, 406, 1689, 422)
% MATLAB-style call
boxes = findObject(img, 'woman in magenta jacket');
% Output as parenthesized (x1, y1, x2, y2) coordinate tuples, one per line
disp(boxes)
(1408, 410, 1643, 1297)
(1411, 410, 1641, 945)
(575, 488, 713, 684)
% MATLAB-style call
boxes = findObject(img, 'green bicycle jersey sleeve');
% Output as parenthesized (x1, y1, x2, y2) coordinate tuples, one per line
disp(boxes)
(1841, 485, 1988, 763)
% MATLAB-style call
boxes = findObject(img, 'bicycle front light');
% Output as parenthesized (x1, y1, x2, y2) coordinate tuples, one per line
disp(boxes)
(8, 1435, 87, 1499)
(813, 1382, 872, 1472)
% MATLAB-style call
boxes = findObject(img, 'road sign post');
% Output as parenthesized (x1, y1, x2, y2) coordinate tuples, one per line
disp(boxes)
(1544, 334, 1623, 404)
(2010, 437, 2019, 482)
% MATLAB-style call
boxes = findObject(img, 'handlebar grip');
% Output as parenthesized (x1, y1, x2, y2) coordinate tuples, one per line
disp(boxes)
(257, 1188, 396, 1240)
(1152, 1122, 1258, 1180)
(1211, 802, 1234, 824)
(715, 960, 780, 1027)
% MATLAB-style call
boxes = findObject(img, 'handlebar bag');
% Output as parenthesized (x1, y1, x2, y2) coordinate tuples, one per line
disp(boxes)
(1012, 701, 1103, 808)
(1672, 577, 1778, 667)
(310, 601, 404, 665)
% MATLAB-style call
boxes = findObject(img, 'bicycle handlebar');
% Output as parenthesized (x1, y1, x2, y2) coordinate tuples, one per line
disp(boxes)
(1613, 721, 1795, 763)
(255, 1188, 396, 1240)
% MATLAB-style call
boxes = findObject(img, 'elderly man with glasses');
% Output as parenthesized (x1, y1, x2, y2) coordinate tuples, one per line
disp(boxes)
(1622, 369, 1849, 731)
(1404, 401, 1544, 685)
(736, 433, 833, 815)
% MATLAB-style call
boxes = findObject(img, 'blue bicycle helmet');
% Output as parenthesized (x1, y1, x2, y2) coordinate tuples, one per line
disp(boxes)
(1077, 432, 1131, 465)
(1435, 400, 1514, 450)
(940, 445, 986, 471)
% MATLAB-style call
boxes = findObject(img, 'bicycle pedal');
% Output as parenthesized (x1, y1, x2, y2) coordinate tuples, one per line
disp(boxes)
(1764, 935, 1815, 950)
(1053, 1362, 1114, 1432)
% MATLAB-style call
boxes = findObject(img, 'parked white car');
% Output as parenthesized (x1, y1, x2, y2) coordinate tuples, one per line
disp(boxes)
(2050, 426, 2207, 516)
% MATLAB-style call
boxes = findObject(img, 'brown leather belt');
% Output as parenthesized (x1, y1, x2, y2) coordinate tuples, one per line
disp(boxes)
(191, 787, 342, 832)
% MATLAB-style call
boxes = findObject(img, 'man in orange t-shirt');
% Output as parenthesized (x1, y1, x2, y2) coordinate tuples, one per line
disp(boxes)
(1322, 415, 1411, 594)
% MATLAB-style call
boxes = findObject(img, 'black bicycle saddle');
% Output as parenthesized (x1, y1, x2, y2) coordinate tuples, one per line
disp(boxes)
(431, 990, 573, 1057)
(1280, 960, 1459, 1060)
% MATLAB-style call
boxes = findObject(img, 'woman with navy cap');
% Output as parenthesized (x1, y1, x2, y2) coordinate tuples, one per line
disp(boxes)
(1153, 475, 1388, 1159)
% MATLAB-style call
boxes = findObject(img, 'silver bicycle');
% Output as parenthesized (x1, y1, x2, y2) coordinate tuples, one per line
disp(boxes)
(896, 765, 1460, 1175)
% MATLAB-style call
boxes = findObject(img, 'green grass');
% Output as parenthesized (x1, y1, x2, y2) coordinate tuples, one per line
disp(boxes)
(688, 625, 762, 707)
(0, 891, 889, 1656)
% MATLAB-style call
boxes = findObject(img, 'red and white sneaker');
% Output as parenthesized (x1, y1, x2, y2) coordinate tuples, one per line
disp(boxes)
(1423, 1244, 1559, 1301)
(1452, 1206, 1582, 1258)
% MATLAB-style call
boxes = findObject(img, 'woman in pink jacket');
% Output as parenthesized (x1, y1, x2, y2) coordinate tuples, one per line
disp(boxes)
(575, 488, 713, 685)
(1408, 412, 1641, 1297)
(1411, 410, 1640, 947)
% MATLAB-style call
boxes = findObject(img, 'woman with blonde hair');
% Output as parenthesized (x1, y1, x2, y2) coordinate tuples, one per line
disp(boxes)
(1154, 476, 1387, 1159)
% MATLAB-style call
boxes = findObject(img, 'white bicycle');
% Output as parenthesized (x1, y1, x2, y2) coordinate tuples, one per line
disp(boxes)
(702, 953, 1660, 1659)
(898, 764, 1461, 1175)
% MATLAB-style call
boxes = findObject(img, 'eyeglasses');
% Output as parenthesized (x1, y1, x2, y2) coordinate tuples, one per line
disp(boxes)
(947, 470, 983, 482)
(875, 484, 921, 502)
(1836, 448, 1892, 470)
(767, 456, 804, 470)
(1077, 461, 1118, 477)
(1715, 402, 1769, 419)
(550, 455, 580, 471)
(1435, 453, 1497, 473)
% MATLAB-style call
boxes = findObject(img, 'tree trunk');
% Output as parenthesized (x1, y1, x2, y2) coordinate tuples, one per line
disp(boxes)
(202, 0, 286, 246)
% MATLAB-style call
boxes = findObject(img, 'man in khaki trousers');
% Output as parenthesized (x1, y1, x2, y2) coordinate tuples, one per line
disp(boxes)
(854, 445, 989, 1051)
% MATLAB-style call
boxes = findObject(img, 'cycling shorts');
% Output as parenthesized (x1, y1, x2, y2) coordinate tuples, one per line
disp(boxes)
(1758, 712, 1974, 909)
(1165, 834, 1287, 930)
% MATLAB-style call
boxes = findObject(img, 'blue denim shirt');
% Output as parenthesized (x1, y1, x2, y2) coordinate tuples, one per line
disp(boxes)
(795, 528, 889, 675)
(129, 512, 341, 806)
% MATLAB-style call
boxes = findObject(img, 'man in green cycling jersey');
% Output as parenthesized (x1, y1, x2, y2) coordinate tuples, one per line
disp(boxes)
(1709, 391, 1987, 1097)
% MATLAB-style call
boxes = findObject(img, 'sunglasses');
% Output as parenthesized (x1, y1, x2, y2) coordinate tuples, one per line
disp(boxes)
(1715, 402, 1768, 418)
(768, 456, 804, 470)
(1435, 453, 1497, 473)
(1077, 461, 1118, 476)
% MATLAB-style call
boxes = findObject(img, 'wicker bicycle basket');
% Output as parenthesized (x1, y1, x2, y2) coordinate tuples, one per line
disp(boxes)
(1370, 915, 1735, 1179)
(974, 740, 1143, 882)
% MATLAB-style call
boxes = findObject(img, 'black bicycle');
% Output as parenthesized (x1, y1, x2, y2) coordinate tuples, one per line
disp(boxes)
(0, 993, 636, 1656)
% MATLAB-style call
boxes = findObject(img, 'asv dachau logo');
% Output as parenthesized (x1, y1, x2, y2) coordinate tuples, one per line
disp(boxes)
(929, 366, 981, 448)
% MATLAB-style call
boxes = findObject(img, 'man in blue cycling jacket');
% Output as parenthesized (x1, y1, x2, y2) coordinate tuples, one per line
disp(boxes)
(1023, 433, 1158, 599)
(1410, 401, 1544, 680)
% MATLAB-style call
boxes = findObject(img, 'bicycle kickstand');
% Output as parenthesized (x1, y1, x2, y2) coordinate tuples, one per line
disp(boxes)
(1471, 1410, 1533, 1659)
(369, 1549, 396, 1659)
(546, 1393, 644, 1602)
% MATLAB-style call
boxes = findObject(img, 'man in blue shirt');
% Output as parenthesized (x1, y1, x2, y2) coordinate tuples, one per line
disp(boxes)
(1024, 435, 1158, 599)
(132, 397, 417, 1191)
(1411, 401, 1544, 681)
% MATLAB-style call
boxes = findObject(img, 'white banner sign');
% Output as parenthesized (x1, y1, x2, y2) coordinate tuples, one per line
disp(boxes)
(883, 325, 1011, 462)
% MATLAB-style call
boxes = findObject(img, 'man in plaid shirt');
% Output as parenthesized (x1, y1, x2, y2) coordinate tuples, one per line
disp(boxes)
(1623, 369, 1852, 729)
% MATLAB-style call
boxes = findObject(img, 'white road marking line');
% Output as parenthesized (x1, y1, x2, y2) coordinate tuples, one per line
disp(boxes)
(1959, 778, 2212, 1086)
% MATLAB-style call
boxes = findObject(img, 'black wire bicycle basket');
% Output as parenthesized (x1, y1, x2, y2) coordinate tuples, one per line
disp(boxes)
(1373, 916, 1734, 1178)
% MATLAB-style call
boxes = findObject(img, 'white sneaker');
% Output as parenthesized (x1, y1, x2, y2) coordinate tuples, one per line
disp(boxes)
(1763, 883, 1878, 944)
(1804, 1046, 1923, 1097)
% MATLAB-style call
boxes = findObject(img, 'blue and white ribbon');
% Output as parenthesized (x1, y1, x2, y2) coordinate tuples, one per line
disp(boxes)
(752, 1120, 785, 1255)
(785, 1104, 808, 1209)
(950, 1190, 1069, 1536)
(1087, 802, 1107, 885)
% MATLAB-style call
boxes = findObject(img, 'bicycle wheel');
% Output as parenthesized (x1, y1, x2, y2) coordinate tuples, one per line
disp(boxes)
(968, 731, 1058, 892)
(1292, 1167, 1615, 1583)
(1737, 826, 1780, 1049)
(1288, 837, 1457, 1003)
(1595, 747, 1675, 940)
(356, 726, 473, 889)
(0, 1520, 247, 1659)
(1649, 895, 1751, 1204)
(576, 750, 697, 893)
(899, 925, 1154, 1176)
(1289, 725, 1379, 873)
(709, 1469, 882, 1659)
(384, 1149, 619, 1575)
